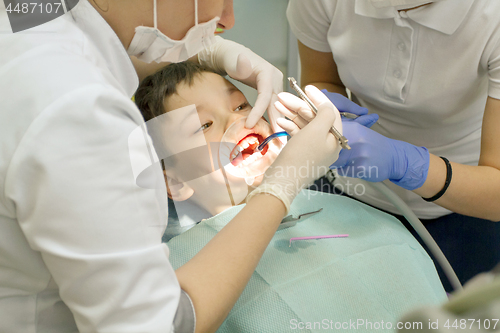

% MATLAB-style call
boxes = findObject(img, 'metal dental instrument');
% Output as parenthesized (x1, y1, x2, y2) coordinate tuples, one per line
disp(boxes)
(277, 208, 323, 230)
(289, 234, 349, 247)
(288, 77, 351, 150)
(339, 112, 359, 119)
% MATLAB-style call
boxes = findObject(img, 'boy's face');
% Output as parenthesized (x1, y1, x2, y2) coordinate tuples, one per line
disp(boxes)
(161, 72, 276, 215)
(166, 72, 252, 144)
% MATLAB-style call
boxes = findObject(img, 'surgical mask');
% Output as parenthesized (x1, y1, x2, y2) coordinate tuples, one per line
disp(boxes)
(127, 0, 219, 63)
(369, 0, 440, 9)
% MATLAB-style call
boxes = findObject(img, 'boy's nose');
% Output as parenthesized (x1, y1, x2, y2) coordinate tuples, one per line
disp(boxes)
(224, 112, 246, 132)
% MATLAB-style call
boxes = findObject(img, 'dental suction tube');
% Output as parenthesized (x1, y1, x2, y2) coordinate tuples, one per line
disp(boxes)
(369, 182, 463, 291)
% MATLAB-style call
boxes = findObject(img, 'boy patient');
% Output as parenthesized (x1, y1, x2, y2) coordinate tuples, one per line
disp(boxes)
(134, 62, 448, 332)
(135, 61, 284, 221)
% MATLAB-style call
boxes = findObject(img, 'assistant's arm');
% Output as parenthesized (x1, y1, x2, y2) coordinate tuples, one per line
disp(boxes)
(301, 42, 500, 220)
(413, 97, 500, 221)
(298, 41, 347, 96)
(298, 39, 500, 221)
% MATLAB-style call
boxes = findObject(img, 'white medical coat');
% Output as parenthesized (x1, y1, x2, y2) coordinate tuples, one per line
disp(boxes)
(0, 1, 187, 332)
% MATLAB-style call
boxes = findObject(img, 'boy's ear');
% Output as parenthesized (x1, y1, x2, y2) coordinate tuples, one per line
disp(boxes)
(163, 170, 194, 201)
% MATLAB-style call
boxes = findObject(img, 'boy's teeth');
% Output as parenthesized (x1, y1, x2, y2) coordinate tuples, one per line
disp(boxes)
(244, 156, 254, 165)
(248, 154, 260, 165)
(238, 135, 259, 148)
(231, 150, 261, 167)
(230, 134, 267, 166)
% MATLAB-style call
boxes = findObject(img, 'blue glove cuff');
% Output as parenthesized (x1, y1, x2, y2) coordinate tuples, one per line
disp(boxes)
(390, 145, 430, 191)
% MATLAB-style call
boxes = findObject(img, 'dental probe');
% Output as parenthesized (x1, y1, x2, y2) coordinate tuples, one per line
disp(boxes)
(288, 77, 351, 150)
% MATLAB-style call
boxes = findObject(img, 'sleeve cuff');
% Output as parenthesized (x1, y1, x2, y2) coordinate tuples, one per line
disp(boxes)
(488, 84, 500, 100)
(246, 183, 292, 215)
(172, 290, 196, 333)
(288, 21, 333, 53)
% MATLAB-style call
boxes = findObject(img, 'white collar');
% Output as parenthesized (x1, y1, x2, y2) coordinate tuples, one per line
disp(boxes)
(354, 0, 475, 35)
(70, 0, 139, 97)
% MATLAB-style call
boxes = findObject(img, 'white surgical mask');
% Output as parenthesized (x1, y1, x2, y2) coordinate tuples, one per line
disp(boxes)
(369, 0, 439, 9)
(127, 0, 219, 63)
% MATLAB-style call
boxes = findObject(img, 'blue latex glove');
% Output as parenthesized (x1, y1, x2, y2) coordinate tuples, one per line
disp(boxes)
(321, 90, 379, 128)
(330, 121, 430, 190)
(321, 89, 429, 190)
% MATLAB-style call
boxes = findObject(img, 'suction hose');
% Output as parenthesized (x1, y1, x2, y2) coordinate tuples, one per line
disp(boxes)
(369, 182, 463, 291)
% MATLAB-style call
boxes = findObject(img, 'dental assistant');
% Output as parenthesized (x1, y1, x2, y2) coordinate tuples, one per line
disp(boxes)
(287, 0, 500, 288)
(0, 0, 339, 332)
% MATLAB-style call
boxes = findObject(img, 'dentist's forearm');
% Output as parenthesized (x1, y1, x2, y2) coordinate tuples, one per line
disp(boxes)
(175, 194, 286, 333)
(413, 153, 500, 221)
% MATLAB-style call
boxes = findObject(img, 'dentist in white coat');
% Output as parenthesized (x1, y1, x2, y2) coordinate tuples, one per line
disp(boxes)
(0, 0, 342, 332)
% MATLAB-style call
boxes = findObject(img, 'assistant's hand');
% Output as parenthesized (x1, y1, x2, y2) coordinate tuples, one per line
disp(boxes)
(320, 90, 379, 128)
(321, 89, 429, 190)
(246, 86, 341, 213)
(330, 121, 430, 190)
(198, 36, 283, 132)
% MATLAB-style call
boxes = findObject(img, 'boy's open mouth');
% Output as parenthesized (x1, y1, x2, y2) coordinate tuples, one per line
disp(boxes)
(230, 133, 269, 167)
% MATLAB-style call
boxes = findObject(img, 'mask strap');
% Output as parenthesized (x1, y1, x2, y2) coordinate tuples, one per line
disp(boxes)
(60, 0, 68, 13)
(153, 0, 158, 29)
(194, 0, 199, 26)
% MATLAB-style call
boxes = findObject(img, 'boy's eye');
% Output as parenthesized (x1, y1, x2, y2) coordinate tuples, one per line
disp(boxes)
(195, 121, 212, 133)
(234, 102, 249, 112)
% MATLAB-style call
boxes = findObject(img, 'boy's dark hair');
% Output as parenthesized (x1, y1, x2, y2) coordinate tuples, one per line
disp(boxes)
(135, 61, 217, 122)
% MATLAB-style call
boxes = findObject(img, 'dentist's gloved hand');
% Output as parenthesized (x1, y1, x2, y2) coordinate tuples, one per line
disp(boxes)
(198, 36, 283, 132)
(246, 86, 341, 214)
(320, 90, 379, 128)
(330, 121, 430, 190)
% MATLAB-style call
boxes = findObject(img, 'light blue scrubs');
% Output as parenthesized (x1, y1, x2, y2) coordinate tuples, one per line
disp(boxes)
(167, 190, 447, 333)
